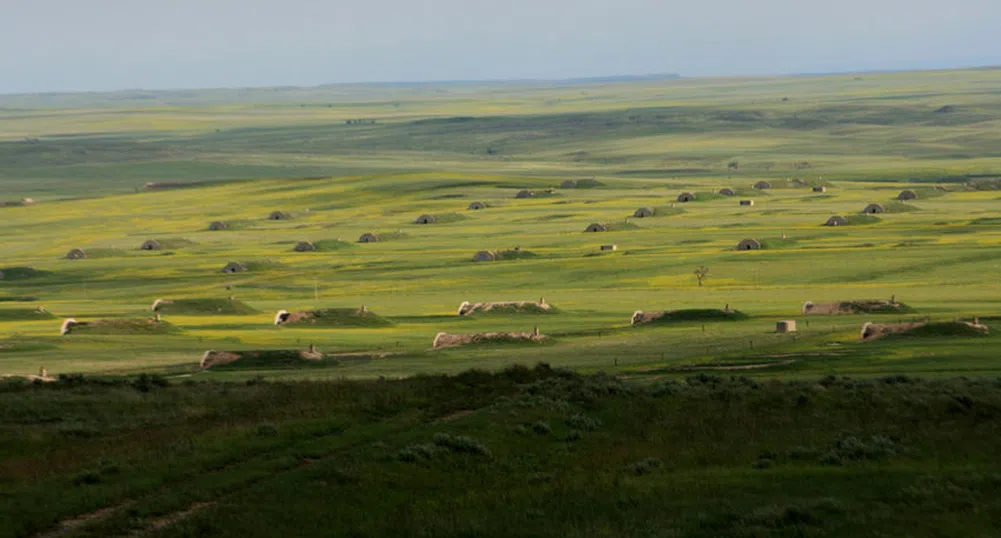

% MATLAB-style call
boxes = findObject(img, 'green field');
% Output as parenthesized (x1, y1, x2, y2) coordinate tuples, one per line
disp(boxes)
(3, 68, 1001, 537)
(3, 68, 1001, 381)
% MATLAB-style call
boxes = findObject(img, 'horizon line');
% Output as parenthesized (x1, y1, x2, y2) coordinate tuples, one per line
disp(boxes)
(2, 63, 999, 99)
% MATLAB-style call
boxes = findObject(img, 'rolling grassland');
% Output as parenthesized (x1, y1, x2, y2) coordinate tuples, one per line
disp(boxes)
(3, 68, 1001, 537)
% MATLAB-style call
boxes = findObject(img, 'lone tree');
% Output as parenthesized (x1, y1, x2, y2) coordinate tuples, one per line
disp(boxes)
(694, 266, 710, 287)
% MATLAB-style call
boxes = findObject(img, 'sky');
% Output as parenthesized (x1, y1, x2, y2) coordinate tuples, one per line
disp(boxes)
(2, 0, 1000, 94)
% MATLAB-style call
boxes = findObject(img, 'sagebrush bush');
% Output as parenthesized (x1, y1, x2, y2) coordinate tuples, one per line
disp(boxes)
(531, 421, 551, 435)
(397, 434, 490, 462)
(256, 423, 279, 437)
(628, 457, 663, 475)
(650, 380, 683, 397)
(397, 443, 444, 463)
(432, 433, 491, 456)
(567, 413, 601, 431)
(821, 434, 899, 465)
(522, 372, 635, 404)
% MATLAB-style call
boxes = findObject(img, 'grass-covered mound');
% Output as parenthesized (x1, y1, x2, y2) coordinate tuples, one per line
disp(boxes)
(438, 212, 472, 223)
(759, 237, 798, 249)
(152, 298, 257, 315)
(473, 249, 539, 262)
(372, 231, 409, 241)
(561, 178, 605, 189)
(514, 189, 559, 199)
(276, 308, 392, 328)
(892, 321, 990, 339)
(458, 301, 559, 316)
(904, 186, 947, 199)
(62, 318, 180, 336)
(72, 248, 128, 259)
(413, 213, 470, 225)
(602, 221, 640, 232)
(209, 219, 254, 231)
(862, 320, 988, 341)
(495, 250, 538, 261)
(843, 214, 881, 225)
(482, 303, 554, 315)
(233, 259, 284, 272)
(848, 300, 915, 314)
(144, 238, 196, 250)
(804, 300, 914, 316)
(649, 207, 687, 217)
(0, 308, 56, 322)
(808, 300, 915, 315)
(311, 239, 354, 251)
(432, 331, 549, 349)
(884, 201, 921, 213)
(290, 239, 354, 252)
(200, 349, 335, 370)
(632, 309, 749, 326)
(685, 192, 730, 202)
(0, 267, 49, 281)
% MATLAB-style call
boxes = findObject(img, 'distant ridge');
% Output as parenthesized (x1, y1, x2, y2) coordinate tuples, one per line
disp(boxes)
(318, 73, 682, 88)
(0, 73, 683, 108)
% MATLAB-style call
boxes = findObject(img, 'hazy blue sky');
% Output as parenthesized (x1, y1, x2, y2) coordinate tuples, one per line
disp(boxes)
(2, 0, 999, 93)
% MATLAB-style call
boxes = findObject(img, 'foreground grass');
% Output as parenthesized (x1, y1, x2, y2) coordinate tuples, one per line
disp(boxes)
(2, 367, 1000, 537)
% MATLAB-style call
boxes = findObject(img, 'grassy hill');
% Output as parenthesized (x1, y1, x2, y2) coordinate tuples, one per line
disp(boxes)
(2, 368, 1000, 538)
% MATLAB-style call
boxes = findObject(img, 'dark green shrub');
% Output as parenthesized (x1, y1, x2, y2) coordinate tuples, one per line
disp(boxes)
(628, 457, 663, 475)
(650, 380, 683, 397)
(820, 434, 899, 465)
(567, 413, 602, 431)
(531, 421, 552, 435)
(72, 470, 101, 486)
(131, 373, 168, 392)
(256, 423, 279, 437)
(397, 443, 444, 463)
(58, 373, 87, 386)
(432, 433, 491, 456)
(787, 446, 818, 460)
